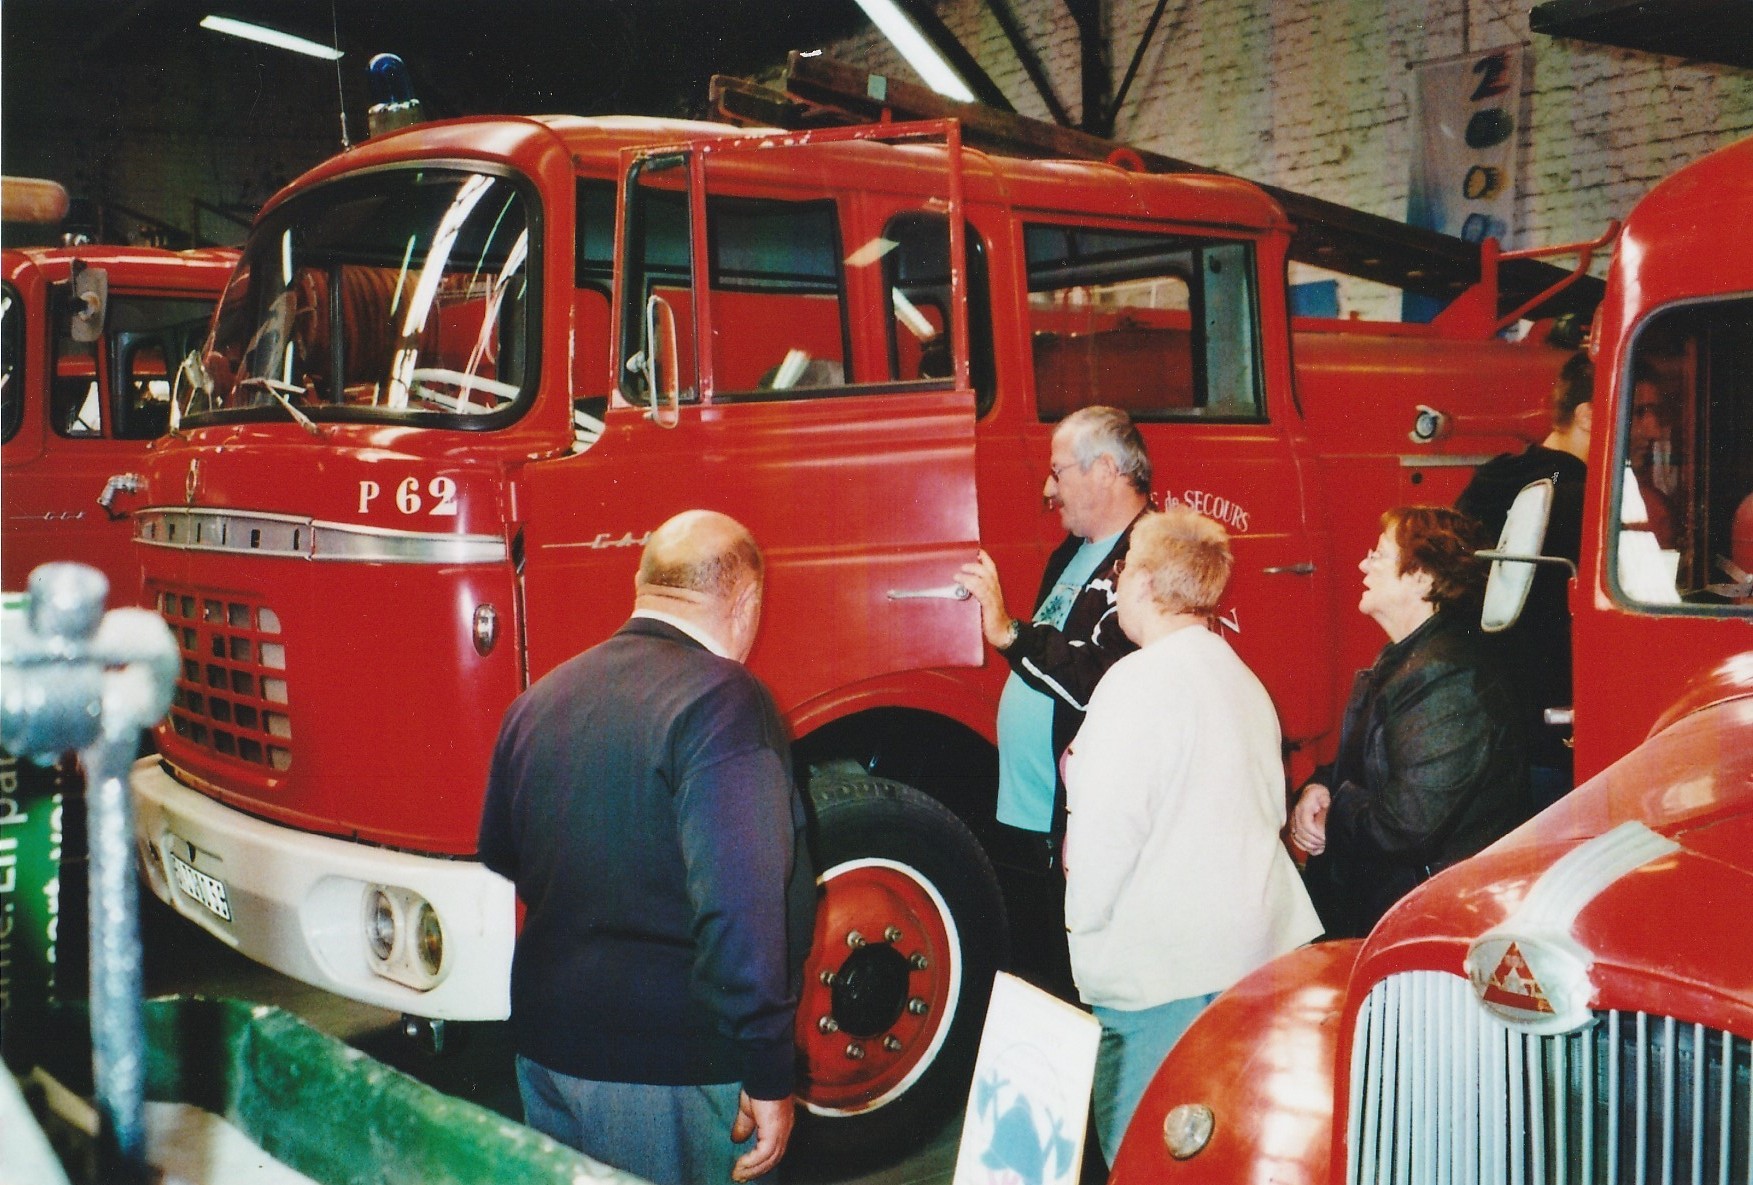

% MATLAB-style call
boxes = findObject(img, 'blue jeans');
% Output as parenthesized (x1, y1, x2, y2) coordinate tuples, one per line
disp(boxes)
(515, 1056, 758, 1185)
(1091, 993, 1218, 1164)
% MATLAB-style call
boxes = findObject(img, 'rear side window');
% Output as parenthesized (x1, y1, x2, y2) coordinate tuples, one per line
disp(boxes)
(1025, 224, 1263, 422)
(1611, 294, 1753, 613)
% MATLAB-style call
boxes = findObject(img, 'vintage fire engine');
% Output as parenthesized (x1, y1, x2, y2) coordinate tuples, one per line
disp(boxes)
(3, 242, 233, 597)
(112, 103, 1596, 1149)
(1111, 137, 1753, 1182)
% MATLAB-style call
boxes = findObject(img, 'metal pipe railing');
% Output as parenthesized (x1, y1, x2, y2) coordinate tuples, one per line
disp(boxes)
(1, 563, 177, 1183)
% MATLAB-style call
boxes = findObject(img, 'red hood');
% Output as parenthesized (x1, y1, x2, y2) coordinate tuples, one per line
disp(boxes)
(1357, 672, 1753, 1034)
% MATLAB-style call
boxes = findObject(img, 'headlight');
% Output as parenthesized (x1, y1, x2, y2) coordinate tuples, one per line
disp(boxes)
(364, 885, 447, 990)
(1163, 1102, 1215, 1160)
(415, 902, 444, 975)
(367, 889, 397, 961)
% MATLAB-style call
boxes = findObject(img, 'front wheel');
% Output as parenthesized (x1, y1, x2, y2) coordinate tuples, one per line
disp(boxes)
(793, 772, 1008, 1161)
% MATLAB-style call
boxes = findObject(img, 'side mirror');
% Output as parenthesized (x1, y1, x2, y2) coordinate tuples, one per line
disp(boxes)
(1479, 478, 1570, 632)
(641, 293, 679, 429)
(68, 262, 108, 343)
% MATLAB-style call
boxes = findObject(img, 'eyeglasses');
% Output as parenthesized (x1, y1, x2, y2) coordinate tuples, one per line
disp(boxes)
(1047, 461, 1083, 482)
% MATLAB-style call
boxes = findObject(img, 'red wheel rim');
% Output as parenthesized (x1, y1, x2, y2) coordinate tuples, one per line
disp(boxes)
(796, 858, 962, 1114)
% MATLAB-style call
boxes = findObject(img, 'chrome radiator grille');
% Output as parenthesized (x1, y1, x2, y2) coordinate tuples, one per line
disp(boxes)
(1347, 971, 1752, 1184)
(156, 587, 292, 772)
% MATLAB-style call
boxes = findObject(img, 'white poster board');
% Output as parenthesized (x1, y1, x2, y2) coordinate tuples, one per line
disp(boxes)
(952, 972, 1101, 1185)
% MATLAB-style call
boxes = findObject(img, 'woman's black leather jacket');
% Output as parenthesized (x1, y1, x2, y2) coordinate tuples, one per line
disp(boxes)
(1304, 609, 1532, 938)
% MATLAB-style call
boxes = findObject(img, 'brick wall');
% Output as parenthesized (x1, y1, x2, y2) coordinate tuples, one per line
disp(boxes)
(828, 0, 1753, 315)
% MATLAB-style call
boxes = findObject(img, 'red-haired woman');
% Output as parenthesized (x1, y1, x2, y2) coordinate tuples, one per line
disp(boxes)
(1289, 506, 1531, 939)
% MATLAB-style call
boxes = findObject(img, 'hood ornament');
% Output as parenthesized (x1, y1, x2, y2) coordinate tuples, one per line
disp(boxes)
(1464, 821, 1680, 1035)
(185, 458, 200, 507)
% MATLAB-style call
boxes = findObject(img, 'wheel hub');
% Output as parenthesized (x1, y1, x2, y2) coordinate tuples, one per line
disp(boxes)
(830, 942, 911, 1037)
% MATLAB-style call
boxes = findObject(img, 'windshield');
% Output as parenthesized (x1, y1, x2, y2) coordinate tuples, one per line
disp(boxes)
(185, 167, 535, 427)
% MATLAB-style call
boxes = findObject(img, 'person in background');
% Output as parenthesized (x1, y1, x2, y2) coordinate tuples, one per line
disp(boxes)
(1456, 351, 1592, 806)
(1627, 356, 1683, 548)
(1289, 506, 1531, 940)
(955, 405, 1150, 994)
(1062, 506, 1321, 1164)
(478, 510, 816, 1185)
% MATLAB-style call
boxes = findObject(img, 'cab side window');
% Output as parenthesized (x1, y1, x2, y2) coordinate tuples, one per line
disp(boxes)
(709, 196, 848, 395)
(110, 296, 214, 440)
(1611, 296, 1753, 611)
(2, 283, 23, 444)
(880, 212, 995, 414)
(1025, 224, 1263, 422)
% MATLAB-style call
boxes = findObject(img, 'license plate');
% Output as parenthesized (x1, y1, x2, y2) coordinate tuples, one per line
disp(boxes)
(169, 851, 233, 922)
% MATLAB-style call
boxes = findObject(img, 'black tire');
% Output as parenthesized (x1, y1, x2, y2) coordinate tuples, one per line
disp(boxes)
(790, 771, 1008, 1166)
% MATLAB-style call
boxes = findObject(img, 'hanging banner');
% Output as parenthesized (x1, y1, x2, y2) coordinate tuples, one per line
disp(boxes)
(1404, 44, 1524, 319)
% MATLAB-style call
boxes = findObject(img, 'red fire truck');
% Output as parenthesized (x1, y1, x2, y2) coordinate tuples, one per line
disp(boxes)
(1112, 138, 1753, 1181)
(3, 242, 234, 596)
(116, 110, 1591, 1148)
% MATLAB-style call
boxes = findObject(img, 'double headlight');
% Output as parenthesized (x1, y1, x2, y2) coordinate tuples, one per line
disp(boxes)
(364, 885, 446, 987)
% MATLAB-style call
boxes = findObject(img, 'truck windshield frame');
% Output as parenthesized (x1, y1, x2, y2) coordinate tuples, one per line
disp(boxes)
(182, 164, 541, 431)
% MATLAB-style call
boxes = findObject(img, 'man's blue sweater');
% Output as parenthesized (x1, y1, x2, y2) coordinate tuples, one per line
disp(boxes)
(478, 617, 816, 1099)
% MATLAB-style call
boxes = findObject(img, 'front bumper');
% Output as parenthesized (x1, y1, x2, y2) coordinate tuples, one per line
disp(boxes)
(131, 756, 514, 1020)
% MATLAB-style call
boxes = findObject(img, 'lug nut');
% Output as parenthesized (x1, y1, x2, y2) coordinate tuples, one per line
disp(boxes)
(845, 1042, 866, 1060)
(818, 1016, 840, 1034)
(884, 926, 903, 942)
(907, 996, 929, 1015)
(846, 930, 866, 948)
(882, 1035, 903, 1053)
(910, 953, 929, 971)
(819, 969, 836, 986)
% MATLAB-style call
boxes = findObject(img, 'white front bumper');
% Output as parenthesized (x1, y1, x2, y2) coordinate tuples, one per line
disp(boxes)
(131, 756, 514, 1020)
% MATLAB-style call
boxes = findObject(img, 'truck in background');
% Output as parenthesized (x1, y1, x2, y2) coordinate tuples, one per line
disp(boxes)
(1111, 136, 1753, 1184)
(110, 106, 1594, 1153)
(3, 240, 234, 597)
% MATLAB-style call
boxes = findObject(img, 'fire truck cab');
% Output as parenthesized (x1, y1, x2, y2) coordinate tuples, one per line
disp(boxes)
(118, 111, 1579, 1150)
(1112, 137, 1753, 1183)
(3, 245, 232, 597)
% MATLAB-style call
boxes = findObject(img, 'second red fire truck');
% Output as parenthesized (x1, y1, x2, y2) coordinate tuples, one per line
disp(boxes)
(1111, 135, 1753, 1183)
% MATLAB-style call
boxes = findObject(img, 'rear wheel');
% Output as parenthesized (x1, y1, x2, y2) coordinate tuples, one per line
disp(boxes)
(793, 771, 1008, 1162)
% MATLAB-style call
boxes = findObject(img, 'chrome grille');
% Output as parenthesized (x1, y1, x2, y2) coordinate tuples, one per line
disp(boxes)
(156, 587, 291, 771)
(1347, 971, 1752, 1184)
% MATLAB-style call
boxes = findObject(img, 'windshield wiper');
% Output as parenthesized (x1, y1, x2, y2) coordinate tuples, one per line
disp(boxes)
(236, 376, 326, 438)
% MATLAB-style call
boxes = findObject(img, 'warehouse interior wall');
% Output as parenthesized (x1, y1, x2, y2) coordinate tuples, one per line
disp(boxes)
(829, 0, 1752, 314)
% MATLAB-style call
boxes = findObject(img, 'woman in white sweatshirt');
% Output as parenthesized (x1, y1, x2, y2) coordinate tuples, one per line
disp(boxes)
(1062, 505, 1321, 1163)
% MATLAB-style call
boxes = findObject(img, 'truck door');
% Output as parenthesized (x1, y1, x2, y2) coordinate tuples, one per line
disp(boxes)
(520, 124, 984, 709)
(1576, 294, 1753, 779)
(1014, 220, 1335, 753)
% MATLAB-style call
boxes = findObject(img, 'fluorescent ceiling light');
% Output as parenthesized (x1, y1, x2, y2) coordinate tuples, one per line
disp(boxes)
(200, 15, 343, 61)
(852, 0, 976, 103)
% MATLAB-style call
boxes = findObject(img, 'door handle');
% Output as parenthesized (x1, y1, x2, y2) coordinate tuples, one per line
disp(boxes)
(1263, 562, 1316, 575)
(886, 584, 972, 601)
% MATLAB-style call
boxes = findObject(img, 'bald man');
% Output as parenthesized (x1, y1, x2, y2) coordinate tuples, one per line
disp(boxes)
(479, 510, 817, 1184)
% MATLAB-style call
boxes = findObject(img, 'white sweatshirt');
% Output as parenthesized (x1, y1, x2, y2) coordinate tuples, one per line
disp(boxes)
(1062, 625, 1321, 1010)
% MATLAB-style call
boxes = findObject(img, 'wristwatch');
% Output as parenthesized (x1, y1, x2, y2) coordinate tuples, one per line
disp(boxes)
(997, 619, 1020, 651)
